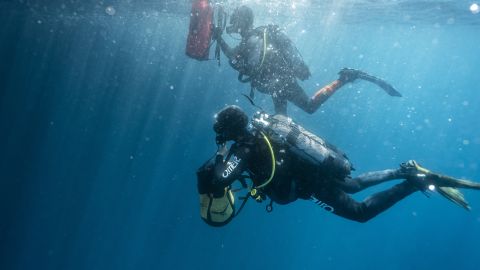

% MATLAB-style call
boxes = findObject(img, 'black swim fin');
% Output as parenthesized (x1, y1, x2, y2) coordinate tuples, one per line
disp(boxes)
(413, 162, 480, 190)
(341, 68, 402, 97)
(412, 161, 480, 211)
(437, 187, 471, 211)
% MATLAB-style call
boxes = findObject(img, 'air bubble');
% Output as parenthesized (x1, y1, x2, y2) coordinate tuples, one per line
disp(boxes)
(470, 3, 480, 14)
(105, 6, 116, 16)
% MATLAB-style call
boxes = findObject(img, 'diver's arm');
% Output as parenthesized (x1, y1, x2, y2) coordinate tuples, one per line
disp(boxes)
(197, 157, 224, 196)
(213, 144, 248, 188)
(216, 35, 236, 59)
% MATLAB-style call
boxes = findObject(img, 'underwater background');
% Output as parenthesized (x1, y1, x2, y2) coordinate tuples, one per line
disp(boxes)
(1, 0, 479, 269)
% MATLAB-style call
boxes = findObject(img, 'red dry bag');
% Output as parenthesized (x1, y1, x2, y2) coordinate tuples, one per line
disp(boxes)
(186, 0, 213, 61)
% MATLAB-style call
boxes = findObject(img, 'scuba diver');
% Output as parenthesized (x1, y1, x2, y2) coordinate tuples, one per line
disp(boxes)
(197, 105, 480, 226)
(214, 5, 401, 115)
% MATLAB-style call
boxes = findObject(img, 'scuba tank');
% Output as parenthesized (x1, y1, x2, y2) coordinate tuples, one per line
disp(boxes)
(185, 0, 214, 60)
(251, 112, 352, 178)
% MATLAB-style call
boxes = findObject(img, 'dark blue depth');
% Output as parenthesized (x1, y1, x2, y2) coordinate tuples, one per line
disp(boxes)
(1, 1, 480, 270)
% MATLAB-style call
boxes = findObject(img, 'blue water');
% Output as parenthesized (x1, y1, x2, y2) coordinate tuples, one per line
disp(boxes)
(1, 1, 479, 269)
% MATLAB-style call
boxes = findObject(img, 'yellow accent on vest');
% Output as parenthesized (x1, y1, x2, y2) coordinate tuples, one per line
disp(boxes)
(199, 188, 235, 224)
(255, 131, 276, 189)
(258, 28, 267, 72)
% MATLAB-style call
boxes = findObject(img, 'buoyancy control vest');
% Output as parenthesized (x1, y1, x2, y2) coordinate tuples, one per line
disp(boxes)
(251, 112, 352, 179)
(230, 25, 311, 84)
(197, 160, 236, 227)
(199, 188, 235, 227)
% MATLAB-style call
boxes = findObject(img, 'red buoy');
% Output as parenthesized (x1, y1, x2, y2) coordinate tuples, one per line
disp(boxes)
(186, 0, 213, 61)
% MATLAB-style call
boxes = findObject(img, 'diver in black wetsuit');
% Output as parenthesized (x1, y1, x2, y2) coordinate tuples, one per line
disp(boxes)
(197, 105, 480, 226)
(214, 6, 367, 115)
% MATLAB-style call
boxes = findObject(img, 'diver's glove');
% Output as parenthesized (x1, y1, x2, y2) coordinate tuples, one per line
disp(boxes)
(216, 143, 228, 157)
(216, 134, 227, 146)
(215, 139, 228, 163)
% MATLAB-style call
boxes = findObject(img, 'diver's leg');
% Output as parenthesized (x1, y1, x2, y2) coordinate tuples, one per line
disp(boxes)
(339, 169, 402, 194)
(306, 69, 365, 113)
(284, 82, 313, 113)
(308, 79, 345, 112)
(285, 80, 345, 114)
(313, 181, 417, 223)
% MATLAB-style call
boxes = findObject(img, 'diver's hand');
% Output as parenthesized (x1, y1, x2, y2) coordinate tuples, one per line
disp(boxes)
(216, 143, 228, 157)
(216, 134, 227, 145)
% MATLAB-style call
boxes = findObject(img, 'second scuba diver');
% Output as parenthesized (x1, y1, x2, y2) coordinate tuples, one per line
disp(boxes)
(197, 105, 480, 226)
(214, 6, 401, 115)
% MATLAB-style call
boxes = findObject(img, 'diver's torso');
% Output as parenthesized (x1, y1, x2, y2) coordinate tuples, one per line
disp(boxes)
(240, 136, 319, 204)
(230, 30, 294, 93)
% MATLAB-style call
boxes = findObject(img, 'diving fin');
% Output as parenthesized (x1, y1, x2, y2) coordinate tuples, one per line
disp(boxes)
(413, 162, 480, 190)
(437, 187, 471, 211)
(341, 68, 402, 97)
(408, 161, 479, 210)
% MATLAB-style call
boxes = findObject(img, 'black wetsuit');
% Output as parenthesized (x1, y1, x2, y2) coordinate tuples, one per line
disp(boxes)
(198, 134, 417, 223)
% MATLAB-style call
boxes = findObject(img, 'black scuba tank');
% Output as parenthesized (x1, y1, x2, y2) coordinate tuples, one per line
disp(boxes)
(251, 113, 352, 178)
